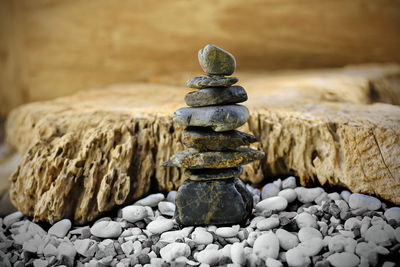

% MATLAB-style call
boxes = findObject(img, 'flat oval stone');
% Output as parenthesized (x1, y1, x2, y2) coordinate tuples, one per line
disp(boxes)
(90, 221, 122, 238)
(348, 193, 381, 211)
(185, 167, 243, 181)
(163, 148, 265, 169)
(183, 127, 257, 151)
(253, 232, 280, 260)
(173, 105, 249, 132)
(384, 207, 400, 222)
(276, 229, 299, 251)
(255, 196, 288, 213)
(174, 178, 253, 226)
(185, 86, 247, 107)
(198, 44, 236, 75)
(186, 75, 238, 89)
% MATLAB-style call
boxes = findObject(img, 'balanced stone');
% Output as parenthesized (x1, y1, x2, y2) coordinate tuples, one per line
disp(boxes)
(185, 86, 247, 107)
(183, 127, 257, 151)
(162, 148, 265, 169)
(198, 44, 236, 75)
(173, 105, 249, 132)
(186, 75, 238, 89)
(174, 178, 253, 225)
(184, 167, 243, 181)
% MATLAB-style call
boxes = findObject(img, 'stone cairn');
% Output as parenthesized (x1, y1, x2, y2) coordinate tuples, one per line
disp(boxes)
(163, 44, 265, 226)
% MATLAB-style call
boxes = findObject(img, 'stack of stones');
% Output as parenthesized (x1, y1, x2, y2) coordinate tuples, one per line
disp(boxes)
(163, 44, 265, 226)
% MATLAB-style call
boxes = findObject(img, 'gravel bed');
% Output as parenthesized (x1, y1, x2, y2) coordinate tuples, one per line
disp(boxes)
(1, 176, 399, 267)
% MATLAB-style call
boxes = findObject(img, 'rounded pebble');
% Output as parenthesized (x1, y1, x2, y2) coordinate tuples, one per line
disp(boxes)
(276, 229, 299, 251)
(295, 212, 317, 228)
(196, 249, 222, 265)
(278, 189, 297, 203)
(253, 232, 280, 260)
(297, 238, 323, 256)
(282, 176, 297, 189)
(286, 247, 311, 267)
(261, 183, 280, 199)
(146, 219, 174, 234)
(90, 220, 122, 238)
(295, 187, 324, 203)
(230, 242, 245, 265)
(298, 227, 322, 242)
(348, 193, 381, 211)
(365, 225, 391, 246)
(134, 193, 165, 207)
(215, 225, 239, 238)
(48, 219, 71, 238)
(121, 205, 147, 223)
(384, 207, 400, 222)
(255, 196, 288, 213)
(327, 252, 360, 267)
(160, 242, 191, 262)
(257, 217, 280, 231)
(191, 228, 213, 245)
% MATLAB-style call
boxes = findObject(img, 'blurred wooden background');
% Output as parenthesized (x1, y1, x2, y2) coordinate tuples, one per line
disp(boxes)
(1, 0, 400, 116)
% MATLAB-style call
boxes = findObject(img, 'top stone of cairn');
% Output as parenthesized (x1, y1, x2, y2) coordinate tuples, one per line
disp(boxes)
(198, 44, 236, 76)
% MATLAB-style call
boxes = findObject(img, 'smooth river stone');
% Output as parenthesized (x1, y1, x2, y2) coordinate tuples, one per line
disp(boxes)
(186, 75, 238, 89)
(184, 167, 243, 181)
(183, 127, 257, 151)
(173, 105, 249, 132)
(162, 148, 265, 169)
(174, 178, 253, 226)
(198, 44, 236, 75)
(185, 86, 247, 107)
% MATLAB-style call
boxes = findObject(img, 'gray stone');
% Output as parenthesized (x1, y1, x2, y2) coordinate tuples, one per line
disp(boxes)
(186, 75, 238, 89)
(348, 193, 381, 211)
(3, 211, 23, 227)
(134, 193, 165, 207)
(255, 196, 288, 213)
(253, 232, 280, 260)
(121, 205, 147, 223)
(90, 221, 122, 239)
(384, 207, 400, 222)
(182, 127, 257, 151)
(48, 219, 71, 238)
(159, 243, 191, 262)
(276, 229, 299, 251)
(184, 167, 242, 180)
(327, 252, 360, 267)
(163, 148, 264, 169)
(185, 86, 246, 107)
(261, 183, 280, 199)
(173, 105, 249, 132)
(198, 44, 236, 75)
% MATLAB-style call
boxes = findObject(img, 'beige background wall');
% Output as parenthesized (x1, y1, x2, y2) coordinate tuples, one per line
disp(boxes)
(1, 0, 400, 116)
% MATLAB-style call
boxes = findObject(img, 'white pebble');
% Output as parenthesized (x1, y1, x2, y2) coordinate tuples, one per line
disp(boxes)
(215, 225, 239, 238)
(166, 191, 177, 203)
(327, 252, 360, 267)
(58, 241, 77, 259)
(247, 231, 263, 247)
(255, 196, 288, 213)
(191, 228, 213, 245)
(261, 183, 280, 199)
(134, 193, 165, 207)
(328, 192, 341, 200)
(230, 242, 245, 266)
(298, 227, 322, 242)
(344, 217, 362, 231)
(278, 189, 297, 203)
(158, 201, 176, 216)
(146, 219, 174, 234)
(121, 205, 147, 223)
(3, 211, 24, 227)
(286, 247, 311, 267)
(282, 176, 296, 189)
(340, 190, 351, 202)
(48, 219, 71, 238)
(295, 212, 317, 228)
(365, 225, 391, 246)
(384, 207, 400, 222)
(253, 232, 280, 260)
(328, 235, 357, 253)
(295, 187, 324, 203)
(275, 229, 299, 251)
(257, 217, 280, 231)
(160, 242, 191, 262)
(90, 220, 122, 238)
(394, 227, 400, 243)
(297, 238, 323, 256)
(160, 229, 189, 243)
(121, 240, 134, 256)
(196, 249, 221, 265)
(348, 193, 381, 211)
(266, 258, 283, 267)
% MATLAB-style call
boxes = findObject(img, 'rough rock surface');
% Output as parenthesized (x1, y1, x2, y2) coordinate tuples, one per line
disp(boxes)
(5, 65, 400, 223)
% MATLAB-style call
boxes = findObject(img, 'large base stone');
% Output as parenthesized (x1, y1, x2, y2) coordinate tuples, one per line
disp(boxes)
(5, 65, 400, 223)
(175, 178, 253, 226)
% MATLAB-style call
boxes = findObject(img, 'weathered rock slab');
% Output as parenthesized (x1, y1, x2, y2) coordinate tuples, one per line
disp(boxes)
(185, 86, 247, 107)
(186, 75, 238, 89)
(4, 65, 400, 223)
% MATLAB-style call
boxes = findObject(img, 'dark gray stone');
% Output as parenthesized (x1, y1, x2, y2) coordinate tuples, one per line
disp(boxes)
(186, 75, 238, 89)
(185, 86, 247, 107)
(183, 127, 257, 151)
(184, 167, 243, 181)
(162, 148, 265, 169)
(173, 105, 249, 132)
(198, 44, 236, 75)
(175, 178, 253, 226)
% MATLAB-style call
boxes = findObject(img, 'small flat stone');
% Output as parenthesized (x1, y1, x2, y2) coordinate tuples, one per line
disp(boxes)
(74, 239, 96, 257)
(90, 221, 122, 238)
(163, 148, 264, 169)
(295, 212, 317, 228)
(183, 127, 257, 151)
(185, 167, 243, 181)
(146, 219, 174, 234)
(134, 193, 165, 207)
(3, 211, 23, 227)
(187, 75, 238, 89)
(198, 44, 236, 75)
(255, 196, 288, 213)
(185, 86, 246, 107)
(158, 201, 176, 217)
(261, 183, 280, 199)
(191, 228, 213, 245)
(278, 189, 297, 203)
(295, 187, 324, 203)
(328, 235, 357, 253)
(48, 219, 71, 238)
(276, 229, 299, 251)
(256, 217, 280, 230)
(384, 207, 400, 222)
(253, 232, 280, 260)
(298, 227, 322, 242)
(121, 205, 147, 223)
(160, 243, 191, 262)
(327, 252, 360, 267)
(297, 238, 323, 257)
(196, 249, 222, 265)
(173, 105, 249, 132)
(175, 178, 253, 225)
(215, 225, 239, 238)
(286, 247, 311, 267)
(348, 193, 381, 211)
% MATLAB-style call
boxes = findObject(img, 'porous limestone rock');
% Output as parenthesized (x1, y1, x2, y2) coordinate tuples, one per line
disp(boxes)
(5, 65, 400, 223)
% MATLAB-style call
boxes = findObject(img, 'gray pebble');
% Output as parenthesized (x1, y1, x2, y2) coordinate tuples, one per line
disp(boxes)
(185, 86, 247, 107)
